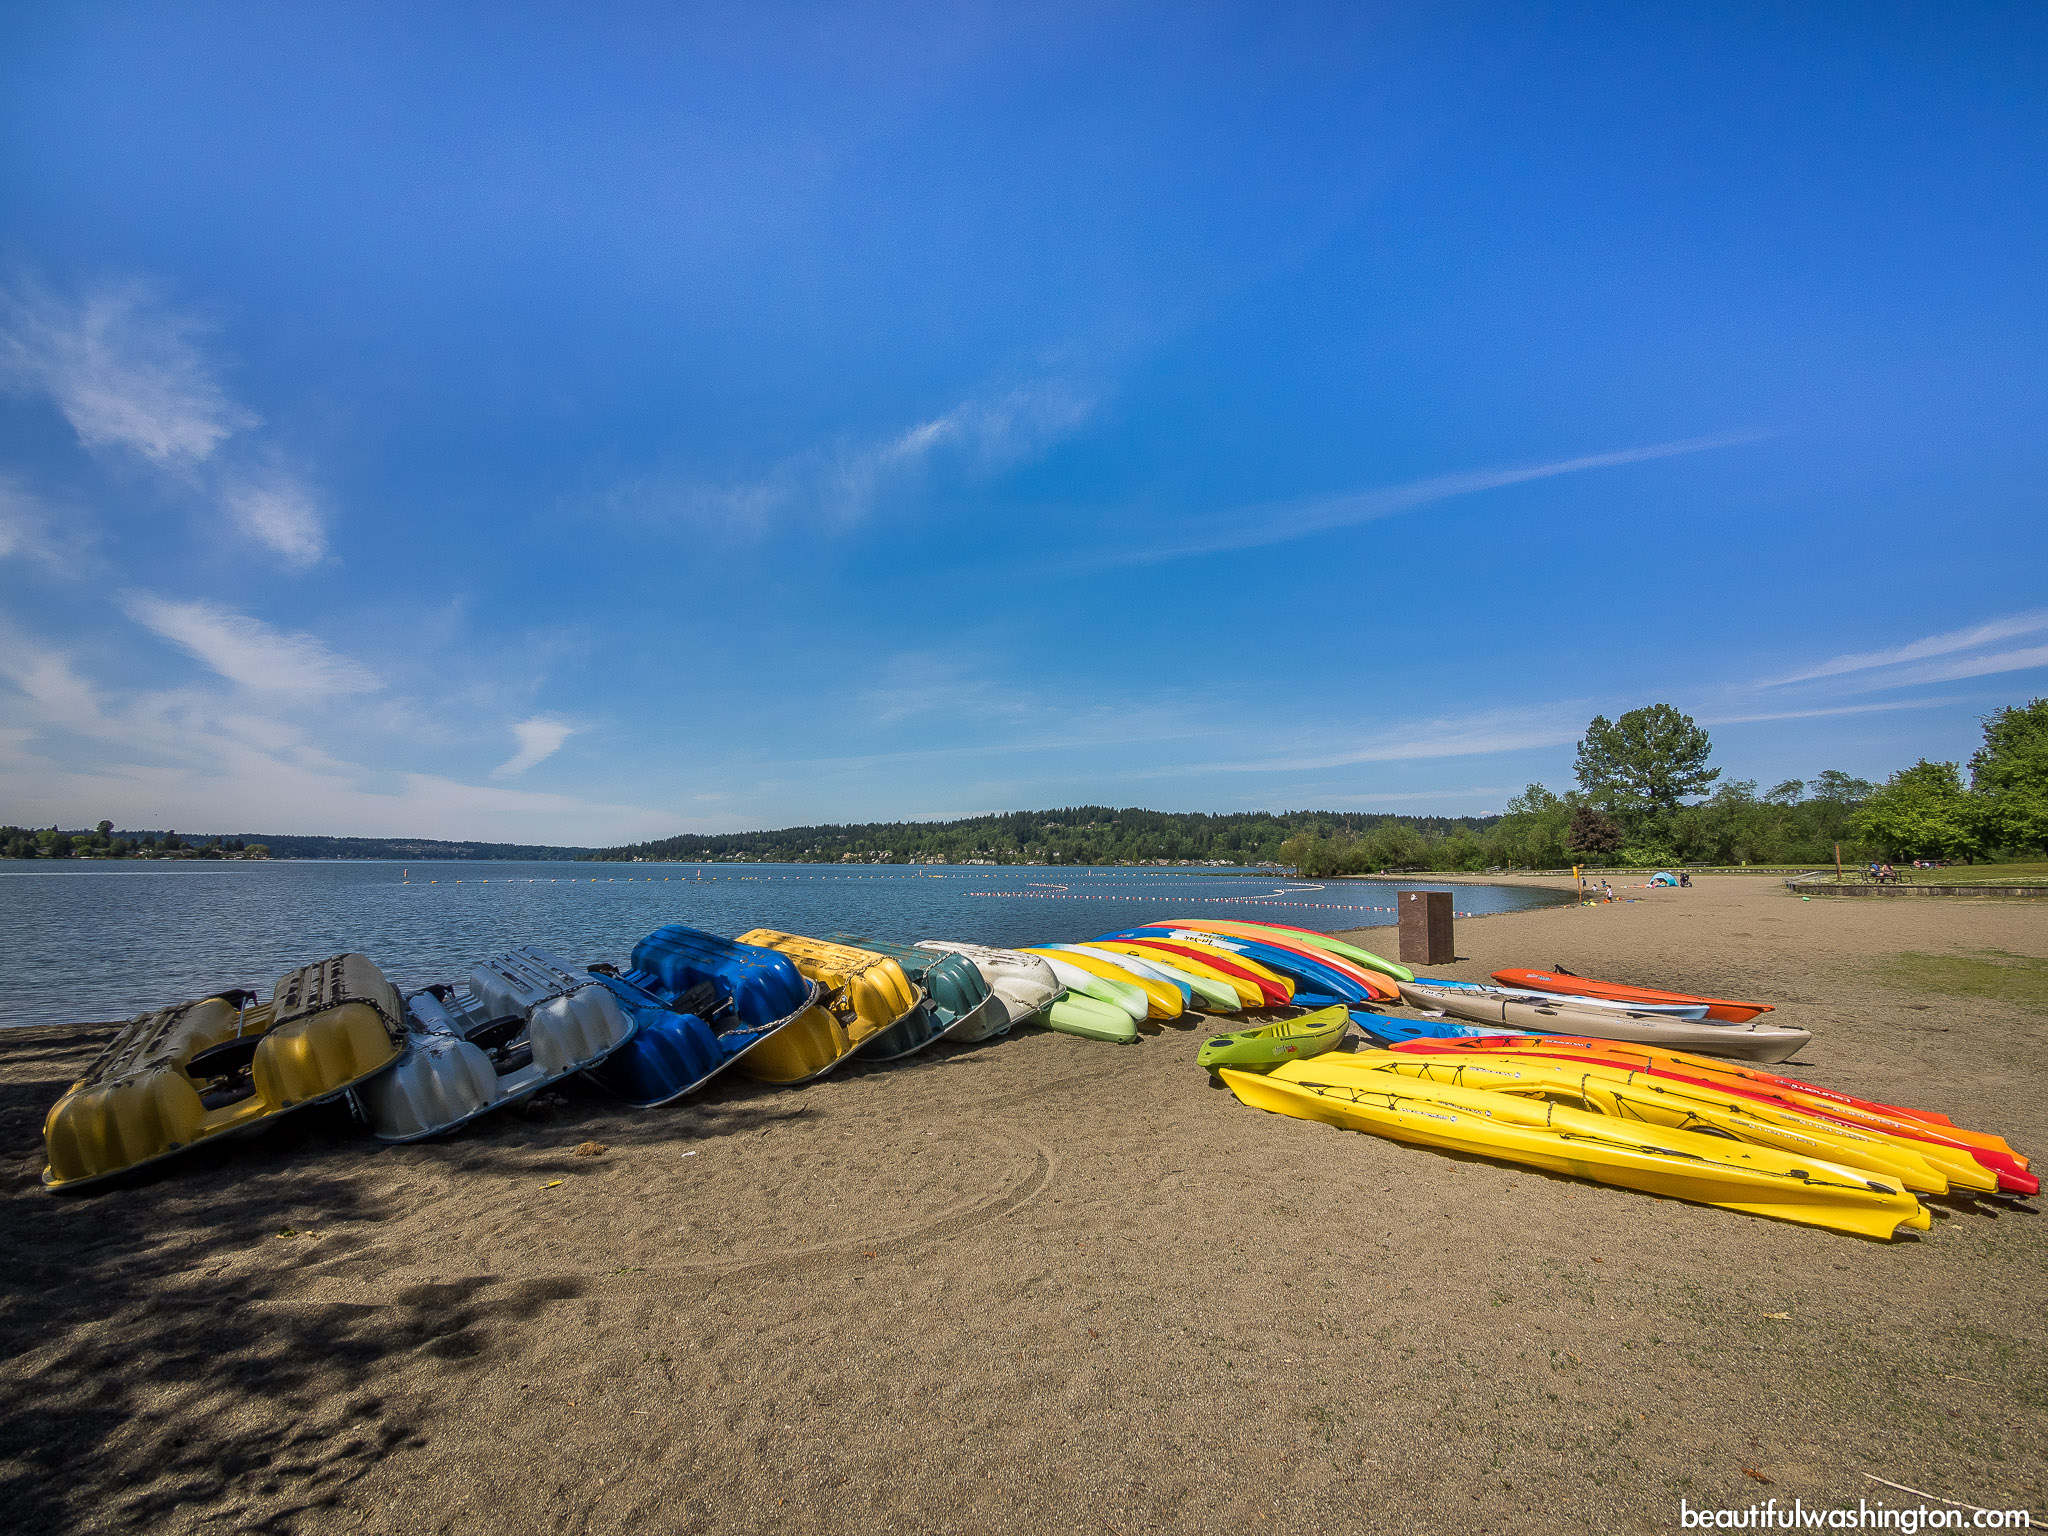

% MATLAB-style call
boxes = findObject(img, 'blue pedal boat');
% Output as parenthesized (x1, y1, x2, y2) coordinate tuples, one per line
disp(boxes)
(582, 925, 822, 1107)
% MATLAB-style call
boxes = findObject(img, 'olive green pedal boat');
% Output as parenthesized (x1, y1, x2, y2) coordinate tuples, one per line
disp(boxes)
(1196, 1006, 1353, 1073)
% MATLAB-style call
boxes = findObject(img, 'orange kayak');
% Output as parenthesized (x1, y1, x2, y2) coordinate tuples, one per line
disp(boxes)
(1492, 967, 1773, 1023)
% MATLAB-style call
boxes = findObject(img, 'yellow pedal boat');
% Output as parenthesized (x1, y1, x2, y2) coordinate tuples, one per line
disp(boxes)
(43, 954, 406, 1192)
(734, 930, 933, 1083)
(1225, 1062, 1930, 1240)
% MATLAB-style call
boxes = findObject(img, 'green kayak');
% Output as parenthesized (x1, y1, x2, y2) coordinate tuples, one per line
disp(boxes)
(1196, 1006, 1351, 1071)
(1230, 921, 1414, 984)
(1046, 990, 1140, 1044)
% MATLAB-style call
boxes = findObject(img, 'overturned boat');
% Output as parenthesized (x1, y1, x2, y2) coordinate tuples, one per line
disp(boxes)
(825, 934, 1005, 1043)
(583, 926, 821, 1106)
(44, 953, 407, 1191)
(735, 930, 935, 1080)
(358, 947, 637, 1140)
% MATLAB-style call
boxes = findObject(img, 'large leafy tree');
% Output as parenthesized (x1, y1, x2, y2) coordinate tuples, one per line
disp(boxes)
(1851, 759, 1985, 862)
(1566, 806, 1622, 859)
(1969, 697, 2048, 855)
(1573, 705, 1720, 819)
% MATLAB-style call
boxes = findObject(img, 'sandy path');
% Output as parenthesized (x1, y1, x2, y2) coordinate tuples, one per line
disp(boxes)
(2, 877, 2042, 1534)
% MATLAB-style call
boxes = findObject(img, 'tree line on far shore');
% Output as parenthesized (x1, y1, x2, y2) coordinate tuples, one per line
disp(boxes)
(0, 823, 271, 860)
(1279, 697, 2048, 874)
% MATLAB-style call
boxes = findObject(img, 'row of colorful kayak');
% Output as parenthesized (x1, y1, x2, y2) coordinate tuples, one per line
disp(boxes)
(1197, 1005, 2034, 1243)
(42, 911, 2029, 1248)
(42, 915, 1397, 1191)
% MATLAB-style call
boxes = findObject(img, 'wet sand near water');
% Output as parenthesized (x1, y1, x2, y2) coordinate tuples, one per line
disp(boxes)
(2, 876, 2043, 1533)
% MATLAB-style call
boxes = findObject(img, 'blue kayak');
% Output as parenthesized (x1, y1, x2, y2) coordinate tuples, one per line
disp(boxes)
(583, 925, 820, 1107)
(1347, 1010, 1501, 1047)
(1100, 927, 1380, 1006)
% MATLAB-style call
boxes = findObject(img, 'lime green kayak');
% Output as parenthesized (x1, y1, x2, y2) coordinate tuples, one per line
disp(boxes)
(1233, 923, 1413, 984)
(1196, 1005, 1352, 1071)
(1047, 990, 1140, 1044)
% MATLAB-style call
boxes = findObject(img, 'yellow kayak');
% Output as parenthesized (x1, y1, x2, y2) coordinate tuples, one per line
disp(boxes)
(1089, 940, 1265, 1009)
(1226, 1063, 1929, 1240)
(1311, 1050, 1955, 1196)
(43, 954, 406, 1191)
(734, 930, 928, 1083)
(1024, 948, 1182, 1020)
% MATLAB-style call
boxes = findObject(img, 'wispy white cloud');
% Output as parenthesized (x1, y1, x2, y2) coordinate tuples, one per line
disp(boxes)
(222, 474, 326, 568)
(1145, 705, 1589, 777)
(0, 474, 91, 570)
(1701, 698, 1950, 726)
(0, 626, 669, 844)
(0, 277, 258, 466)
(494, 716, 577, 777)
(127, 597, 381, 697)
(616, 380, 1095, 532)
(1758, 610, 2048, 690)
(0, 275, 332, 568)
(1087, 433, 1763, 568)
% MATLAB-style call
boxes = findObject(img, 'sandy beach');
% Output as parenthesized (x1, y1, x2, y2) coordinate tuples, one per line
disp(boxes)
(3, 876, 2043, 1534)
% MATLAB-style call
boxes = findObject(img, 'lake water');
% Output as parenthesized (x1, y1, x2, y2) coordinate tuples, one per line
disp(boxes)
(0, 861, 1569, 1028)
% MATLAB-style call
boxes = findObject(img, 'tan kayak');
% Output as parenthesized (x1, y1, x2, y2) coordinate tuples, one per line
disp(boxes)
(1397, 982, 1812, 1064)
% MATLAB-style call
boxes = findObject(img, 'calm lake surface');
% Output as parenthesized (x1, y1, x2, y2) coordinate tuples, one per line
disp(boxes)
(0, 861, 1569, 1028)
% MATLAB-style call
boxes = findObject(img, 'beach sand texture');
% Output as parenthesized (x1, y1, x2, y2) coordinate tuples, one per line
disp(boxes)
(2, 876, 2043, 1534)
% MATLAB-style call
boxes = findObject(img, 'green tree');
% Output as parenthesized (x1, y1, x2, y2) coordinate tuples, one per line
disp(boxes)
(1969, 697, 2048, 855)
(1574, 705, 1720, 821)
(1852, 760, 1985, 863)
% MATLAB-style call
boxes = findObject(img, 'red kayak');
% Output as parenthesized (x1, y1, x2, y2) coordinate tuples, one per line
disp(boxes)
(1493, 967, 1773, 1024)
(1111, 938, 1293, 1007)
(1389, 1034, 2037, 1196)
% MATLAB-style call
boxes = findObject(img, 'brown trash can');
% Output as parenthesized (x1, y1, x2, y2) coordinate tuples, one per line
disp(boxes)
(1398, 890, 1455, 966)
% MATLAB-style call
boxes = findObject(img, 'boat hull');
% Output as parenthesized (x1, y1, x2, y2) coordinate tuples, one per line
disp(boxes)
(43, 954, 407, 1191)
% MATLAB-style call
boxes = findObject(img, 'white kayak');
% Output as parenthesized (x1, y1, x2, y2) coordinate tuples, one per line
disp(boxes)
(1397, 982, 1812, 1065)
(1055, 944, 1240, 1013)
(1409, 977, 1711, 1020)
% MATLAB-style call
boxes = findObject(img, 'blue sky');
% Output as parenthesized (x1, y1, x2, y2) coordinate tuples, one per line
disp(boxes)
(2, 3, 2044, 844)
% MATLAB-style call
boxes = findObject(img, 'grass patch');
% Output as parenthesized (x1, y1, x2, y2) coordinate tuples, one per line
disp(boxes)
(1904, 862, 2048, 886)
(1878, 951, 2048, 1010)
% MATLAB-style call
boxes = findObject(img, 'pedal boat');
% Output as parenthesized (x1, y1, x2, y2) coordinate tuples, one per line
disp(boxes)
(825, 934, 1005, 1042)
(735, 930, 934, 1076)
(582, 926, 821, 1106)
(358, 947, 637, 1139)
(43, 953, 407, 1191)
(913, 941, 1135, 1042)
(914, 940, 1059, 1027)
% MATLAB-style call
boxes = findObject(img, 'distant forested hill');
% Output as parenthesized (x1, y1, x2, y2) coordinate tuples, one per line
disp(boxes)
(233, 834, 598, 860)
(0, 823, 596, 860)
(590, 807, 1498, 865)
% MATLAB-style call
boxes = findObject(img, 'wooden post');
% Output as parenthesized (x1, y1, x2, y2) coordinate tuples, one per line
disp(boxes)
(1398, 890, 1455, 966)
(1834, 842, 1842, 884)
